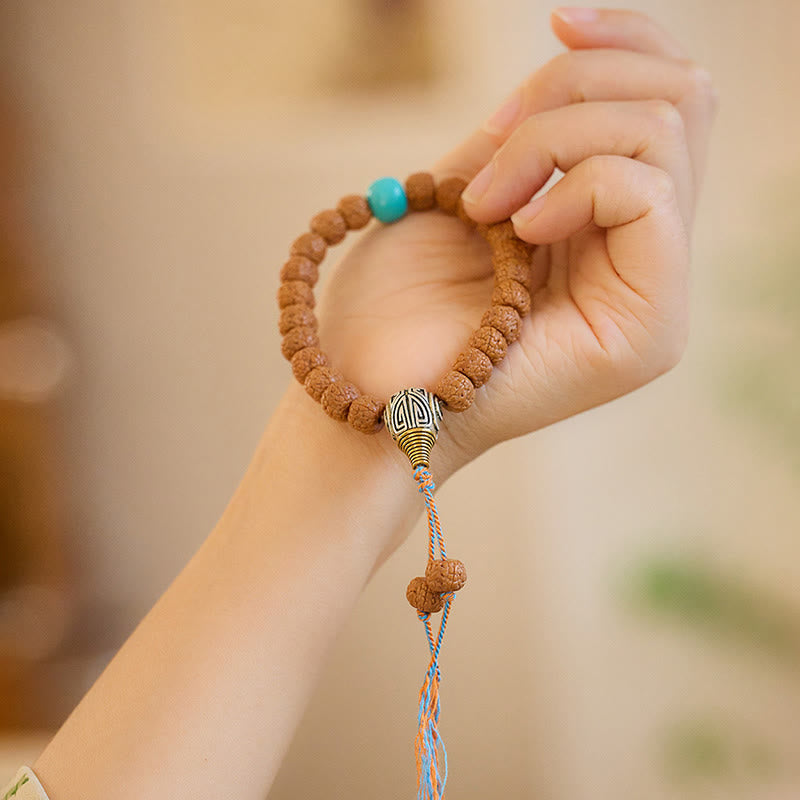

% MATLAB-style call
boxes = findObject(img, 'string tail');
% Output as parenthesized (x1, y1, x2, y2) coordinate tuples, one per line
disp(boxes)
(414, 656, 448, 799)
(411, 466, 454, 799)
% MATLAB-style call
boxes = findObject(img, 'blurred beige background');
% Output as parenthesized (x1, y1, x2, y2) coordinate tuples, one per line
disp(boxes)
(1, 1, 799, 798)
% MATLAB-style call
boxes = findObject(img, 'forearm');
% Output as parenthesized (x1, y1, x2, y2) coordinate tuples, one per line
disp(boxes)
(34, 384, 420, 800)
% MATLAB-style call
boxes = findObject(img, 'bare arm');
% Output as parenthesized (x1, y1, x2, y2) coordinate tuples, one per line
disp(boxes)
(35, 385, 419, 799)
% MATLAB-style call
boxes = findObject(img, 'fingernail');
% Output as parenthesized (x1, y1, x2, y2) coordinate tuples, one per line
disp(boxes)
(462, 161, 495, 205)
(484, 89, 522, 137)
(553, 7, 599, 24)
(511, 195, 546, 225)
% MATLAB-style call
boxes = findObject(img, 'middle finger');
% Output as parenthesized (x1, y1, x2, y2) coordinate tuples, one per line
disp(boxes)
(437, 48, 715, 198)
(461, 99, 692, 226)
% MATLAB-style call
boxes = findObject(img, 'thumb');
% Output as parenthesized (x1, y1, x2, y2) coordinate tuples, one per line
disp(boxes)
(431, 89, 522, 180)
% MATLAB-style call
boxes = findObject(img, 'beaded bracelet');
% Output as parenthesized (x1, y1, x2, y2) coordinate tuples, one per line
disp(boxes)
(276, 171, 534, 800)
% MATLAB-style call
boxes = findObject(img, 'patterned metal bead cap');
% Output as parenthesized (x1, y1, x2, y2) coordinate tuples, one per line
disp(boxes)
(384, 388, 443, 469)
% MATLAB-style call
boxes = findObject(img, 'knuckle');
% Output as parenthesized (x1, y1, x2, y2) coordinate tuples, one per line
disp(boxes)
(545, 51, 573, 76)
(648, 166, 677, 205)
(684, 60, 720, 111)
(539, 52, 586, 103)
(584, 153, 613, 181)
(643, 99, 685, 136)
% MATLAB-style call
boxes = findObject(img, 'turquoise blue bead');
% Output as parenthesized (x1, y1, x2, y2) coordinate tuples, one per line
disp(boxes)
(367, 177, 408, 224)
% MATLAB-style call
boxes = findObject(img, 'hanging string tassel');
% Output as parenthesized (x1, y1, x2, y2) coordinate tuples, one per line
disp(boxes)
(412, 466, 458, 800)
(414, 599, 453, 799)
(382, 390, 466, 799)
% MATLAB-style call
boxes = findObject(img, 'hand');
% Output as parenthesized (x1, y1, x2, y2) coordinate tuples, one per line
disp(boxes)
(30, 15, 719, 797)
(315, 7, 717, 478)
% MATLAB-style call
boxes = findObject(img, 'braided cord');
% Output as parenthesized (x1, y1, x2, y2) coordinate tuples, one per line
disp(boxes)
(412, 467, 454, 800)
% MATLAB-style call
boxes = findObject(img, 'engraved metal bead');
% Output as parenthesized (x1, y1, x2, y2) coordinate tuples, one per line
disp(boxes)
(383, 388, 443, 469)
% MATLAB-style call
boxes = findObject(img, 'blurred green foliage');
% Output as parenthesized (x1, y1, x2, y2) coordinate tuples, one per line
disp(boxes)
(621, 555, 799, 787)
(662, 716, 780, 785)
(713, 179, 800, 470)
(625, 556, 800, 667)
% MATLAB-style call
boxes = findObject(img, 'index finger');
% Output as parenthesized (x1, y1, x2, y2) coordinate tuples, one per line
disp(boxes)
(435, 8, 699, 180)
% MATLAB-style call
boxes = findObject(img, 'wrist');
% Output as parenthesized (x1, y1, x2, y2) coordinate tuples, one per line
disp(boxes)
(219, 381, 424, 568)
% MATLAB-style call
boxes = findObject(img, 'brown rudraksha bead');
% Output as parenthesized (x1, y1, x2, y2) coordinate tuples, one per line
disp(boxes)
(290, 347, 327, 382)
(486, 219, 516, 247)
(310, 209, 347, 244)
(492, 279, 531, 316)
(434, 370, 475, 412)
(406, 576, 444, 614)
(337, 195, 372, 230)
(279, 304, 318, 336)
(405, 172, 436, 211)
(481, 305, 521, 344)
(321, 380, 360, 421)
(347, 394, 385, 434)
(305, 366, 341, 402)
(290, 232, 327, 263)
(453, 346, 493, 388)
(494, 253, 532, 290)
(277, 280, 315, 310)
(469, 325, 508, 365)
(281, 325, 319, 361)
(280, 255, 319, 286)
(493, 236, 533, 264)
(425, 558, 467, 593)
(435, 176, 468, 215)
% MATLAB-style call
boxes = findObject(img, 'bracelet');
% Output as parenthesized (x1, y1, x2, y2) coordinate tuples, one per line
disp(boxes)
(278, 172, 533, 428)
(276, 171, 534, 800)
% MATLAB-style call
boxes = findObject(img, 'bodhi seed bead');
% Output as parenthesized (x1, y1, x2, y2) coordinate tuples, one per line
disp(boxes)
(367, 177, 408, 224)
(486, 220, 516, 246)
(405, 172, 436, 211)
(435, 370, 475, 412)
(311, 210, 347, 244)
(279, 304, 317, 336)
(469, 325, 508, 365)
(337, 195, 372, 229)
(453, 347, 493, 388)
(277, 281, 315, 310)
(435, 176, 468, 215)
(494, 237, 533, 263)
(492, 279, 531, 316)
(281, 326, 319, 361)
(290, 232, 327, 264)
(321, 381, 360, 421)
(406, 576, 444, 614)
(290, 347, 327, 382)
(425, 558, 467, 593)
(280, 255, 319, 286)
(305, 366, 340, 402)
(481, 305, 521, 344)
(494, 255, 532, 290)
(347, 394, 385, 434)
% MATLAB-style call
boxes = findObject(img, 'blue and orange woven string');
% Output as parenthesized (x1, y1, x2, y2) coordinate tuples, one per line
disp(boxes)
(413, 466, 455, 800)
